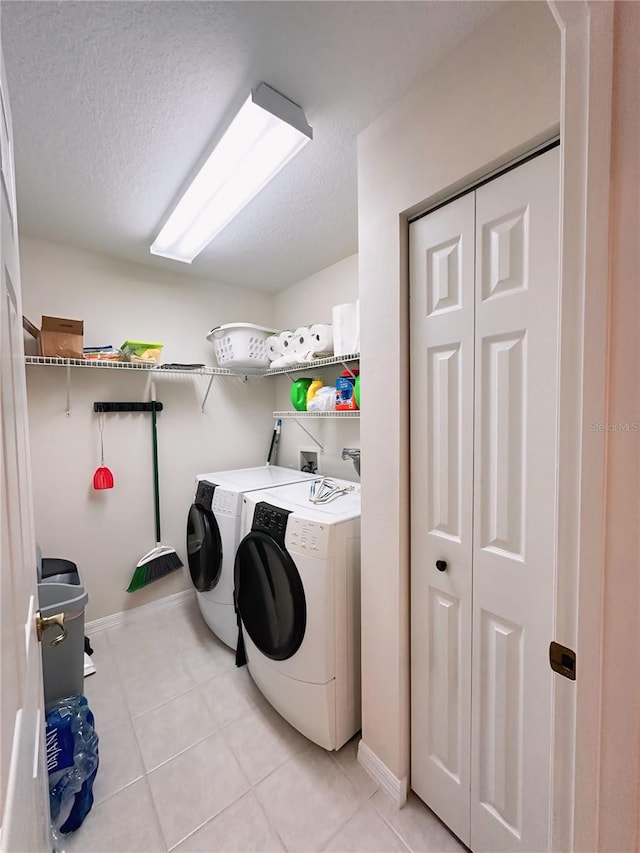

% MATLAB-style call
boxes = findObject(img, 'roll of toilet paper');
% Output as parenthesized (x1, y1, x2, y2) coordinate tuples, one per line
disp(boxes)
(266, 335, 281, 361)
(278, 330, 294, 355)
(292, 327, 310, 355)
(308, 324, 334, 355)
(332, 301, 360, 356)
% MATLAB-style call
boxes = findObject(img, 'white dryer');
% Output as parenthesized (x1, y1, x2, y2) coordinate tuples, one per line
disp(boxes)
(235, 478, 361, 750)
(186, 466, 316, 650)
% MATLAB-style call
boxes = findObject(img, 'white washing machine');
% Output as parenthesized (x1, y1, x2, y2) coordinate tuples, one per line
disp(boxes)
(186, 466, 317, 650)
(235, 478, 361, 750)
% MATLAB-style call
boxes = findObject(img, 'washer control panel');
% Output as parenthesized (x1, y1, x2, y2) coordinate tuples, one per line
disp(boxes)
(252, 502, 291, 546)
(213, 487, 241, 517)
(287, 518, 328, 560)
(195, 479, 215, 511)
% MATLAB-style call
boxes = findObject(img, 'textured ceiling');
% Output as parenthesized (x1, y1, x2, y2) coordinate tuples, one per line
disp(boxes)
(2, 1, 497, 292)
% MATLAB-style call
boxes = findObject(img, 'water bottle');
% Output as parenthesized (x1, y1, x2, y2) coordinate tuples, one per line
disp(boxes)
(46, 695, 99, 836)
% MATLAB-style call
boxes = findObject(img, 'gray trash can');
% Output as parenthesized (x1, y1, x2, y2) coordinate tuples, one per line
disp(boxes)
(37, 549, 88, 707)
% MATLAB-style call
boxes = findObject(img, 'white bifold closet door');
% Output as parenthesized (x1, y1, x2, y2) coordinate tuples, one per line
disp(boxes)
(410, 191, 475, 843)
(410, 148, 560, 853)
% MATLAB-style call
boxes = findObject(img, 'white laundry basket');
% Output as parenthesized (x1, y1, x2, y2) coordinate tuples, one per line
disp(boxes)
(207, 323, 279, 370)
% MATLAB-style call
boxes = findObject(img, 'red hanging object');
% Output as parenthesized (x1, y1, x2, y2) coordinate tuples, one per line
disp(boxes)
(93, 465, 114, 490)
(93, 414, 114, 490)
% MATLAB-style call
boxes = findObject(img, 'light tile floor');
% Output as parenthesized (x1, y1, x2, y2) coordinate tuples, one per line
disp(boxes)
(62, 598, 464, 853)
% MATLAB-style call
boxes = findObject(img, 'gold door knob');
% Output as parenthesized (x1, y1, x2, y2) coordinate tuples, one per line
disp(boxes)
(36, 611, 67, 646)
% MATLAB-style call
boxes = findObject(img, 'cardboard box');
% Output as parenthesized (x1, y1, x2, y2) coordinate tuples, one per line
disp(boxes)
(23, 315, 84, 359)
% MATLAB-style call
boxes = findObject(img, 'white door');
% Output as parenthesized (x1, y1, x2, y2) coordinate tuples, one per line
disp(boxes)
(410, 148, 561, 852)
(470, 149, 560, 852)
(0, 51, 52, 852)
(409, 193, 475, 843)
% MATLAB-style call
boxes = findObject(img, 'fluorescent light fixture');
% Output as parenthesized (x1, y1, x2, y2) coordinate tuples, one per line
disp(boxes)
(151, 83, 312, 263)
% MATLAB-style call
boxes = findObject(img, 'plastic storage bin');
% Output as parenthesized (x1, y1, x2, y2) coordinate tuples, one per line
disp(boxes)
(207, 323, 278, 370)
(37, 553, 88, 707)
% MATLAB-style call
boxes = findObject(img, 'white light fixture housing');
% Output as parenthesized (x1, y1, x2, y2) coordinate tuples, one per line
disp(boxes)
(150, 83, 313, 263)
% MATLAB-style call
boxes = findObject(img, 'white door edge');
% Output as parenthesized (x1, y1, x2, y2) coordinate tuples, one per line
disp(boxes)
(547, 2, 614, 850)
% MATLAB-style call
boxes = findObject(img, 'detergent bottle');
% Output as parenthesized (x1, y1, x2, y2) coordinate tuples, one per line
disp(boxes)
(306, 378, 324, 409)
(290, 378, 313, 412)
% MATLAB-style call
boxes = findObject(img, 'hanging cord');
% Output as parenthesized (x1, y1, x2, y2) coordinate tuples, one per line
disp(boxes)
(308, 478, 356, 505)
(98, 413, 105, 464)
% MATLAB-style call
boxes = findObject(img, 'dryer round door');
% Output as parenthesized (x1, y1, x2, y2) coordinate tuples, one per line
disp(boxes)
(186, 503, 222, 592)
(235, 531, 306, 661)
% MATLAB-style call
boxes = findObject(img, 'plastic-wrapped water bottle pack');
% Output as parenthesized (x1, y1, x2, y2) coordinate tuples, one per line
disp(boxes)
(46, 695, 99, 838)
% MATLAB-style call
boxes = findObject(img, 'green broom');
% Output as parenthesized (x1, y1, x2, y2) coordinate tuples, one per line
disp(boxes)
(127, 385, 182, 591)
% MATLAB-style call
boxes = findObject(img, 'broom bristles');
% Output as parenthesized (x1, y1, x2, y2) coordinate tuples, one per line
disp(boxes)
(126, 548, 183, 592)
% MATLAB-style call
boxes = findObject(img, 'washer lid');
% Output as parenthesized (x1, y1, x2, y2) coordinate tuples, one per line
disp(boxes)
(195, 465, 315, 493)
(246, 478, 361, 523)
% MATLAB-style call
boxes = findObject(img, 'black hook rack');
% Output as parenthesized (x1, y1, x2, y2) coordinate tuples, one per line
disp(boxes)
(93, 401, 163, 413)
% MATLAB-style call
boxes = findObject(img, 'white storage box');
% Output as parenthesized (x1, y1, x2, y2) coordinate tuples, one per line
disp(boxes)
(207, 323, 279, 370)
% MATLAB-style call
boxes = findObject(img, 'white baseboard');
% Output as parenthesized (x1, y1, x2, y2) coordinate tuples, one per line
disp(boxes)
(85, 589, 195, 635)
(357, 739, 408, 806)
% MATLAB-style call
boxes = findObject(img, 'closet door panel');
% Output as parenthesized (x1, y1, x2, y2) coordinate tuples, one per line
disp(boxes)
(471, 148, 560, 853)
(410, 193, 474, 847)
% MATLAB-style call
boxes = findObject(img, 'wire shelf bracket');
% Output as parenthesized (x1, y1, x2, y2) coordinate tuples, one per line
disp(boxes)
(288, 418, 323, 453)
(271, 409, 360, 453)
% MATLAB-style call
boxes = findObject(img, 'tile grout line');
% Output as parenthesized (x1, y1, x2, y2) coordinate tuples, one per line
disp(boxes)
(240, 737, 316, 791)
(367, 791, 420, 853)
(73, 631, 167, 851)
(313, 746, 377, 853)
(217, 704, 310, 788)
(325, 740, 383, 808)
(215, 709, 309, 852)
(165, 779, 252, 853)
(246, 741, 319, 853)
(247, 787, 290, 853)
(106, 622, 202, 721)
(100, 623, 292, 845)
(317, 801, 371, 853)
(91, 623, 413, 853)
(141, 726, 219, 776)
(131, 680, 218, 727)
(135, 656, 254, 851)
(108, 623, 237, 852)
(315, 741, 416, 853)
(104, 629, 170, 852)
(164, 756, 253, 851)
(250, 738, 367, 853)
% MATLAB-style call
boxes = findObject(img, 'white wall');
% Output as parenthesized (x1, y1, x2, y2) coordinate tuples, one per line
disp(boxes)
(21, 237, 276, 620)
(357, 0, 560, 786)
(272, 254, 358, 328)
(272, 254, 360, 480)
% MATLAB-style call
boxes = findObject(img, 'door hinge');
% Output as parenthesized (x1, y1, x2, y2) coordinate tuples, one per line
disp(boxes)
(549, 641, 576, 681)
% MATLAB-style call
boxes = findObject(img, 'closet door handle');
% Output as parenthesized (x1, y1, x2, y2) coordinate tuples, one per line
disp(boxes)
(435, 560, 448, 572)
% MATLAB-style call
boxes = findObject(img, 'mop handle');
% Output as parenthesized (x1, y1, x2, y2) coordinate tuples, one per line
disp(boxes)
(151, 385, 162, 544)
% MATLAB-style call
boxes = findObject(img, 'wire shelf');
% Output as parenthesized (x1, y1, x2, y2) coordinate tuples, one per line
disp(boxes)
(25, 354, 360, 377)
(263, 353, 360, 376)
(24, 356, 363, 415)
(274, 410, 360, 419)
(25, 356, 233, 376)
